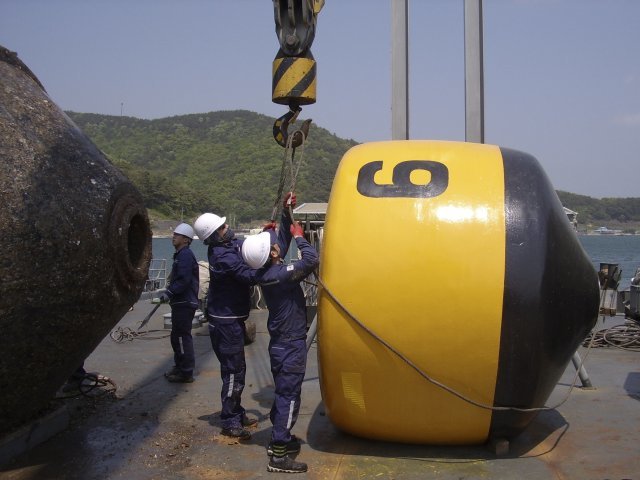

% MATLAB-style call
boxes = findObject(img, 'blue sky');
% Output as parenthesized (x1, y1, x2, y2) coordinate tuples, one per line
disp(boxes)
(2, 0, 639, 198)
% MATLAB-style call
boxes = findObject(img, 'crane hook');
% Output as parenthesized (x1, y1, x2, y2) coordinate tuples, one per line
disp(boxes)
(273, 106, 312, 148)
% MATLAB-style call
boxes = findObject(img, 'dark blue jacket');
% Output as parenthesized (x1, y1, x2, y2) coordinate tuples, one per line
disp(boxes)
(262, 210, 294, 259)
(257, 230, 319, 340)
(167, 246, 199, 309)
(206, 212, 294, 323)
(207, 237, 257, 323)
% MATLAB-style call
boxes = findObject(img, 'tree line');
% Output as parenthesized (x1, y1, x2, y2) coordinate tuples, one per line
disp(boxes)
(556, 191, 640, 228)
(67, 111, 638, 229)
(68, 110, 357, 226)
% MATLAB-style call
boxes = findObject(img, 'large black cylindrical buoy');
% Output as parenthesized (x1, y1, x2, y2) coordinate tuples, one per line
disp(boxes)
(0, 46, 152, 434)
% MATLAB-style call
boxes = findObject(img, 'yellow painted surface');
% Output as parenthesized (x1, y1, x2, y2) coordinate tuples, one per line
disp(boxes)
(318, 140, 506, 444)
(272, 57, 316, 105)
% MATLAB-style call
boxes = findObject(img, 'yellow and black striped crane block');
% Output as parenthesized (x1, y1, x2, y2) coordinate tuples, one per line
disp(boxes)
(272, 49, 316, 107)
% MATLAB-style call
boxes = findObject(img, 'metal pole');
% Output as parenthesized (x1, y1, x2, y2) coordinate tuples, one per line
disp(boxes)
(571, 351, 593, 388)
(464, 0, 484, 143)
(306, 313, 317, 351)
(391, 0, 409, 140)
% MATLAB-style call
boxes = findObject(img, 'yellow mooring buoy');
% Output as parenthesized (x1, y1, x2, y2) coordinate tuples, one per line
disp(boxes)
(317, 140, 599, 445)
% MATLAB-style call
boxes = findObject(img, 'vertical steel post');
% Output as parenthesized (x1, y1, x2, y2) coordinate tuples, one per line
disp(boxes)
(306, 313, 317, 351)
(464, 0, 484, 143)
(391, 0, 409, 140)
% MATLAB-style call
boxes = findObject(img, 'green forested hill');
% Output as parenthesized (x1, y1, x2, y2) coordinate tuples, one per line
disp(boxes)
(67, 110, 639, 230)
(556, 191, 640, 230)
(67, 110, 357, 225)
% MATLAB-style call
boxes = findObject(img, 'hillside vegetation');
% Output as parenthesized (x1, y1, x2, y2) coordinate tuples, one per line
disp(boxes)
(556, 191, 640, 231)
(68, 110, 356, 226)
(67, 111, 639, 231)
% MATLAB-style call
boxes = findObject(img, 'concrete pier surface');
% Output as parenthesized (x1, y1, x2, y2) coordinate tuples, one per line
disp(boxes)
(1, 301, 638, 479)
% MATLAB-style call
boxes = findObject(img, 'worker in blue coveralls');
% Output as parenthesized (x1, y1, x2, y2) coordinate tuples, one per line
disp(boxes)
(241, 195, 319, 474)
(159, 223, 199, 384)
(193, 208, 289, 440)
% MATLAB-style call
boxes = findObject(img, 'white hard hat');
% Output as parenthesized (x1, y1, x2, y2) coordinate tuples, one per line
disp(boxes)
(194, 213, 226, 242)
(173, 223, 194, 239)
(241, 232, 272, 269)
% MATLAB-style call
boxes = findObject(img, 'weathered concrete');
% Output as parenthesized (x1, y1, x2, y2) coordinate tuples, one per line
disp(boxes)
(1, 304, 638, 479)
(0, 406, 69, 467)
(0, 46, 151, 434)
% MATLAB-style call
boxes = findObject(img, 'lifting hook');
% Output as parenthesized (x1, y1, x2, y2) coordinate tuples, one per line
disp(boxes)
(273, 105, 312, 148)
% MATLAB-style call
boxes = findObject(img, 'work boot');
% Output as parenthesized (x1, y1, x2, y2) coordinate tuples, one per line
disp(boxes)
(166, 373, 194, 383)
(267, 453, 307, 473)
(267, 435, 300, 456)
(242, 414, 258, 427)
(164, 366, 180, 378)
(221, 427, 251, 440)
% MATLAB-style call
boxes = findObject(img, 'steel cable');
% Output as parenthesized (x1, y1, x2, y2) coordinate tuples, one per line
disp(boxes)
(315, 275, 595, 413)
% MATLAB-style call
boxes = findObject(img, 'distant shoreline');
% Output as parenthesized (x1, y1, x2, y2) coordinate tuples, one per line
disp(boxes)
(578, 231, 639, 236)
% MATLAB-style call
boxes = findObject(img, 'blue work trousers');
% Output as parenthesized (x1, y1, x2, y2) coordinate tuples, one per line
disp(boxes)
(209, 319, 247, 429)
(170, 306, 196, 376)
(269, 337, 307, 443)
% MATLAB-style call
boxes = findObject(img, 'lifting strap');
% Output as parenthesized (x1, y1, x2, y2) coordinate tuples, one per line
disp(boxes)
(271, 122, 310, 222)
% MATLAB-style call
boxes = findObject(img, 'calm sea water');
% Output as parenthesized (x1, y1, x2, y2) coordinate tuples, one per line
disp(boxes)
(152, 238, 209, 265)
(152, 234, 640, 290)
(577, 235, 640, 289)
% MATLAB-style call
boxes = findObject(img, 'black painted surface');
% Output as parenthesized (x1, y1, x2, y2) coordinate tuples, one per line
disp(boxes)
(0, 46, 152, 434)
(489, 147, 599, 439)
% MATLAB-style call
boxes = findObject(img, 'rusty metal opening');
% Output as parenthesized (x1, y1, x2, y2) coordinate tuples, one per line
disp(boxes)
(128, 212, 149, 270)
(108, 186, 152, 291)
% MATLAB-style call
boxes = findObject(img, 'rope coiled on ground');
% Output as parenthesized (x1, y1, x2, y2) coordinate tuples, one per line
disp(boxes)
(109, 326, 170, 343)
(582, 320, 640, 352)
(56, 373, 118, 399)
